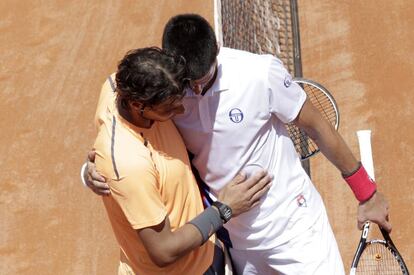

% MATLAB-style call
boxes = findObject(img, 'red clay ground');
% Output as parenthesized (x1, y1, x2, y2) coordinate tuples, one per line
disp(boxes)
(1, 0, 412, 274)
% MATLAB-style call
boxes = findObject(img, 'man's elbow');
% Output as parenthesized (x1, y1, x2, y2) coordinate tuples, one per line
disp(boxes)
(148, 250, 178, 267)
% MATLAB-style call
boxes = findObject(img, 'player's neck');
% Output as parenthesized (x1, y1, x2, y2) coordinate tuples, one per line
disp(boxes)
(117, 100, 154, 129)
(194, 65, 218, 96)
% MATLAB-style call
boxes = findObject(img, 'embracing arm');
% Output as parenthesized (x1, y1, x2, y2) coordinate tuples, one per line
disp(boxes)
(293, 98, 391, 232)
(130, 171, 271, 267)
(138, 217, 203, 267)
(80, 150, 110, 195)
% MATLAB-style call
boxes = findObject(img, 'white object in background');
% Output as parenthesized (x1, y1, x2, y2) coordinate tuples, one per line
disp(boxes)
(80, 162, 88, 187)
(356, 130, 375, 180)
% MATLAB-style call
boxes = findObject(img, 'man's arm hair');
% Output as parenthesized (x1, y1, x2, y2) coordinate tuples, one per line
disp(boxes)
(293, 98, 359, 174)
(137, 209, 220, 267)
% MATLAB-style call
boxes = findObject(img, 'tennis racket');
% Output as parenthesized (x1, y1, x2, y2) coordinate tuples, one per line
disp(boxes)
(285, 78, 340, 160)
(349, 130, 409, 275)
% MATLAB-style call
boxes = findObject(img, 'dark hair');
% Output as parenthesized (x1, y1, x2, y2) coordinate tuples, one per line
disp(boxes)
(115, 47, 187, 108)
(162, 14, 218, 80)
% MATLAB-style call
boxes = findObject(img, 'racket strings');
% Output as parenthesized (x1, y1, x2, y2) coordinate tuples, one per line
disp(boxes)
(306, 86, 337, 125)
(286, 123, 316, 156)
(356, 243, 402, 274)
(286, 82, 338, 159)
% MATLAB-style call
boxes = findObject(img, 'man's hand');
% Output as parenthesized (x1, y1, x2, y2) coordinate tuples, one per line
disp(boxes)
(85, 150, 110, 196)
(357, 191, 392, 232)
(218, 170, 272, 217)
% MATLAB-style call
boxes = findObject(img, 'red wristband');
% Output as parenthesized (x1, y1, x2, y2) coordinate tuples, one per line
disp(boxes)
(343, 164, 377, 202)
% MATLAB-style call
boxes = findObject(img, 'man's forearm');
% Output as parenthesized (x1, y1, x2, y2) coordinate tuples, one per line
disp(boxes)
(314, 125, 359, 175)
(300, 115, 359, 175)
(295, 99, 359, 174)
(298, 113, 376, 202)
(138, 206, 223, 267)
(165, 223, 205, 262)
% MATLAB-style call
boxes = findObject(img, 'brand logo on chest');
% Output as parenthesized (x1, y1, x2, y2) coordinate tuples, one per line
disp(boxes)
(296, 194, 307, 207)
(229, 108, 244, 123)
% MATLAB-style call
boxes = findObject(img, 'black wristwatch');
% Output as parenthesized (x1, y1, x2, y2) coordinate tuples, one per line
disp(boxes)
(212, 201, 232, 223)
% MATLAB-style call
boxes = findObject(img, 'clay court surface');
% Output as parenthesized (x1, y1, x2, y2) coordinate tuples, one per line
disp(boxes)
(1, 0, 412, 274)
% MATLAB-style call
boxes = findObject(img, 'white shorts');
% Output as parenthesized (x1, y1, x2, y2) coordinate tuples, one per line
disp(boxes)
(229, 208, 345, 275)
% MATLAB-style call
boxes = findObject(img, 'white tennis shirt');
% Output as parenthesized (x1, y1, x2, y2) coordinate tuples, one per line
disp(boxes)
(174, 47, 324, 250)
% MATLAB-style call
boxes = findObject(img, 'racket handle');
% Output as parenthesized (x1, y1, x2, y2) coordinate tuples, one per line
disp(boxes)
(356, 130, 375, 180)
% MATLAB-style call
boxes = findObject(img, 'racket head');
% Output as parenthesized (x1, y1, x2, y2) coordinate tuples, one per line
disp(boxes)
(350, 224, 410, 275)
(353, 240, 409, 274)
(379, 228, 410, 274)
(285, 78, 340, 160)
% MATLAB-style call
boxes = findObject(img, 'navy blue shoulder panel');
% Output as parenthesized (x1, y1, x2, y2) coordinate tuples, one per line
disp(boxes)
(111, 115, 120, 180)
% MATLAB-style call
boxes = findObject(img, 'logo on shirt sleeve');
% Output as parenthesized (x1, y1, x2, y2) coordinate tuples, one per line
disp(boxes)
(229, 108, 244, 123)
(284, 74, 292, 88)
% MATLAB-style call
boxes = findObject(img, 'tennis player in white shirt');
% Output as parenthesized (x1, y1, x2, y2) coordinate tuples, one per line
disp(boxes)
(83, 14, 391, 275)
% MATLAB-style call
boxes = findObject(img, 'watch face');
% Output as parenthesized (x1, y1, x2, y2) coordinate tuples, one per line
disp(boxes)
(222, 206, 232, 221)
(214, 201, 232, 223)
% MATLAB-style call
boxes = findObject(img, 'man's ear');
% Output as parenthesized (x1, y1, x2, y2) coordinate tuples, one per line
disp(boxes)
(129, 101, 144, 113)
